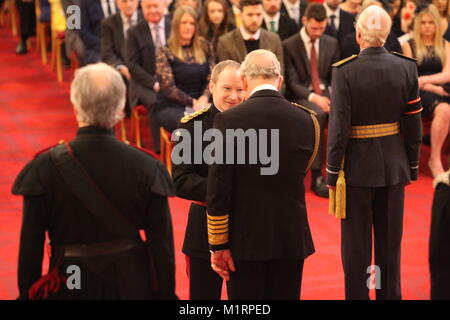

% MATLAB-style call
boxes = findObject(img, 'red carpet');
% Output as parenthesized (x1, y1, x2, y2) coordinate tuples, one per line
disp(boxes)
(0, 26, 434, 300)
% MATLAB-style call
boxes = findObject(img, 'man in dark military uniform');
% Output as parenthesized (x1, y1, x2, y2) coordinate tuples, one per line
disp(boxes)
(12, 63, 176, 300)
(172, 60, 245, 299)
(326, 6, 422, 300)
(206, 49, 320, 300)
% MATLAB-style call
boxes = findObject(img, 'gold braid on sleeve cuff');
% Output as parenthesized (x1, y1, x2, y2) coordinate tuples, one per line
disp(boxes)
(207, 213, 229, 246)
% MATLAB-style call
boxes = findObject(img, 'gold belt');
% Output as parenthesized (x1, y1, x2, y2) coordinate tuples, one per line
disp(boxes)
(350, 122, 400, 139)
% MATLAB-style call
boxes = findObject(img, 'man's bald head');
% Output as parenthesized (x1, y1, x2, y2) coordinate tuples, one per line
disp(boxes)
(355, 5, 391, 47)
(70, 63, 126, 128)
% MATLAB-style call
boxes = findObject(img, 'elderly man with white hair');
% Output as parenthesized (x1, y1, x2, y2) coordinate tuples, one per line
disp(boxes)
(206, 49, 319, 299)
(12, 63, 176, 300)
(326, 5, 422, 300)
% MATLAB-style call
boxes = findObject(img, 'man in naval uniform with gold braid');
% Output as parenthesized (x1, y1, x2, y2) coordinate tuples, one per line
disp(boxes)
(206, 49, 320, 300)
(326, 6, 422, 300)
(172, 60, 245, 299)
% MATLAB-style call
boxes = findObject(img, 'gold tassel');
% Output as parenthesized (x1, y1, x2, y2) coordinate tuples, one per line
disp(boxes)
(335, 169, 346, 219)
(329, 188, 336, 216)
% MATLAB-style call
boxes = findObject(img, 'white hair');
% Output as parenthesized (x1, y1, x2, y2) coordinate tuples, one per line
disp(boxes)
(356, 5, 392, 46)
(240, 49, 281, 81)
(70, 63, 126, 128)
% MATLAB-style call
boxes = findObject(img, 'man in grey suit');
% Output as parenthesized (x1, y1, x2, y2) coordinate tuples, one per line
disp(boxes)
(217, 0, 284, 73)
(283, 2, 339, 198)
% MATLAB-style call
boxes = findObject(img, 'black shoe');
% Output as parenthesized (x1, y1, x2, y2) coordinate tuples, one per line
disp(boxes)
(15, 40, 27, 55)
(311, 176, 329, 198)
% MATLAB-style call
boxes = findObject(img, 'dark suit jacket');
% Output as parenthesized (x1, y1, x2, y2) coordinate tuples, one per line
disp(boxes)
(79, 0, 106, 53)
(283, 32, 340, 101)
(101, 11, 144, 67)
(125, 17, 171, 107)
(261, 12, 299, 41)
(217, 28, 284, 73)
(280, 0, 308, 28)
(326, 47, 422, 187)
(325, 9, 355, 46)
(207, 90, 316, 261)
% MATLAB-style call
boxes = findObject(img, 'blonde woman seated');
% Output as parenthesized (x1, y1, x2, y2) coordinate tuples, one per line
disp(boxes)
(403, 4, 450, 177)
(155, 6, 215, 132)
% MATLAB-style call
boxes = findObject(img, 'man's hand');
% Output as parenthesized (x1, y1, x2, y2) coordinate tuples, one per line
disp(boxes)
(153, 81, 160, 93)
(210, 249, 235, 281)
(117, 66, 131, 80)
(311, 94, 330, 113)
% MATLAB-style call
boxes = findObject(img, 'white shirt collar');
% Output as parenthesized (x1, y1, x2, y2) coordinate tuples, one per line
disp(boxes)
(121, 10, 138, 25)
(249, 84, 278, 97)
(300, 26, 318, 46)
(240, 26, 261, 41)
(149, 17, 165, 30)
(283, 0, 300, 10)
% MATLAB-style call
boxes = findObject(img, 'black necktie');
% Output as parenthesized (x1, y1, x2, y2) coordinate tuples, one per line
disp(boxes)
(329, 14, 338, 37)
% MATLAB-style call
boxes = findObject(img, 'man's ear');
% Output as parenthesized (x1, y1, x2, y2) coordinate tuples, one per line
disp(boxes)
(209, 80, 215, 94)
(277, 76, 284, 91)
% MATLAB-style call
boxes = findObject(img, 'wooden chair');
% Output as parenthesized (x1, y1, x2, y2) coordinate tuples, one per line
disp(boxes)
(35, 0, 51, 64)
(50, 30, 65, 82)
(131, 105, 148, 148)
(159, 127, 173, 176)
(9, 0, 18, 37)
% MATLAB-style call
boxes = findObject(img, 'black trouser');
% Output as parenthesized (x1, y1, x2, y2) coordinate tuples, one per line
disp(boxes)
(341, 184, 405, 300)
(187, 256, 222, 300)
(15, 0, 36, 40)
(227, 259, 304, 300)
(429, 183, 450, 300)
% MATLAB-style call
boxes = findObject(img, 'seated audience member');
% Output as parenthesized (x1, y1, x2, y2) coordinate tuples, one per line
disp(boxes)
(339, 0, 363, 16)
(281, 0, 309, 27)
(399, 0, 417, 35)
(198, 0, 235, 53)
(12, 63, 176, 300)
(101, 0, 142, 83)
(79, 0, 117, 65)
(403, 4, 450, 177)
(49, 0, 70, 67)
(429, 169, 450, 300)
(323, 0, 355, 46)
(340, 0, 402, 58)
(283, 2, 339, 198)
(155, 6, 215, 133)
(432, 0, 449, 33)
(217, 0, 284, 73)
(228, 0, 243, 28)
(62, 0, 85, 62)
(15, 0, 37, 55)
(172, 0, 202, 15)
(262, 0, 299, 40)
(389, 0, 404, 37)
(126, 0, 171, 151)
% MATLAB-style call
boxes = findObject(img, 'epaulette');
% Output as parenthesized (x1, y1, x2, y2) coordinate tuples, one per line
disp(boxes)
(33, 141, 61, 159)
(180, 106, 210, 124)
(332, 54, 358, 68)
(291, 102, 317, 116)
(391, 51, 416, 62)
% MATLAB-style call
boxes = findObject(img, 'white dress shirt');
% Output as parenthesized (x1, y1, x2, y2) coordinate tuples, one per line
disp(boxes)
(263, 12, 281, 33)
(101, 0, 116, 17)
(283, 0, 300, 23)
(240, 26, 261, 41)
(249, 84, 278, 97)
(324, 2, 340, 31)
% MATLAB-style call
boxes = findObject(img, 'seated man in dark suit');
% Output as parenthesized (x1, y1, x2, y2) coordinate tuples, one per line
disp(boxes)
(281, 0, 308, 28)
(101, 0, 142, 84)
(80, 0, 117, 65)
(283, 2, 339, 197)
(125, 0, 171, 151)
(262, 0, 299, 41)
(323, 0, 355, 47)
